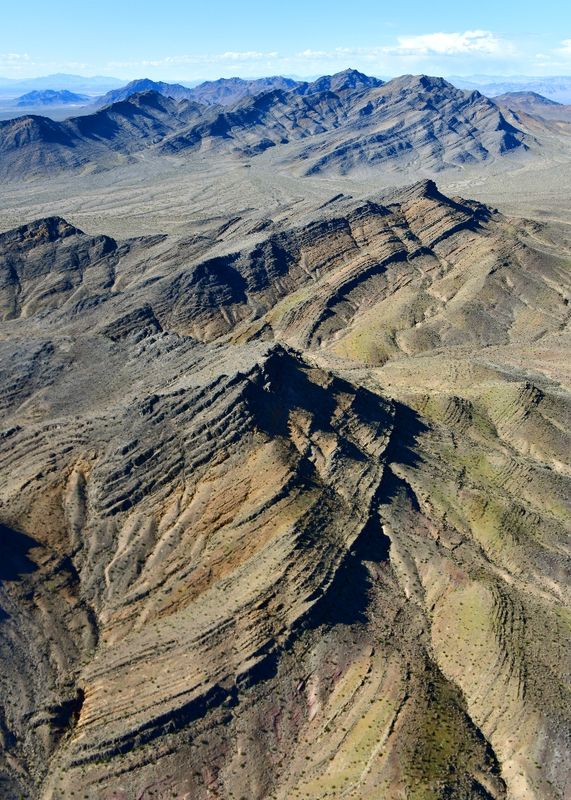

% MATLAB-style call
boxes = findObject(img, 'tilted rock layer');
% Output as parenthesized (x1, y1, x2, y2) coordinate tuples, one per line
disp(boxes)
(0, 181, 569, 800)
(0, 72, 527, 181)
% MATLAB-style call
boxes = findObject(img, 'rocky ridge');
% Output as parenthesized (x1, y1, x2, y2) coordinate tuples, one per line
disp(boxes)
(0, 72, 528, 181)
(0, 180, 569, 799)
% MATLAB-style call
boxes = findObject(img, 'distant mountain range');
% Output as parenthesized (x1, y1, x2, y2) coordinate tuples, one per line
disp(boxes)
(92, 72, 380, 109)
(14, 89, 90, 107)
(491, 91, 571, 124)
(449, 75, 571, 104)
(0, 71, 527, 181)
(0, 73, 124, 98)
(495, 90, 561, 107)
(183, 75, 301, 105)
(2, 71, 571, 109)
(94, 79, 201, 107)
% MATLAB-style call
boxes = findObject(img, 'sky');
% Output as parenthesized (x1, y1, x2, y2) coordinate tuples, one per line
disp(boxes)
(1, 0, 570, 81)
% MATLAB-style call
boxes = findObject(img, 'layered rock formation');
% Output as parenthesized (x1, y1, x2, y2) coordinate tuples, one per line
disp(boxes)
(0, 181, 569, 800)
(0, 72, 528, 181)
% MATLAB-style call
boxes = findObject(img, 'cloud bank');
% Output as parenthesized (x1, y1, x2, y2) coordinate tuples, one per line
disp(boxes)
(1, 32, 570, 81)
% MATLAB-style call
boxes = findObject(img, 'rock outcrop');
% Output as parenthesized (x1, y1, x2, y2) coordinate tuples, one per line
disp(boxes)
(0, 181, 569, 800)
(0, 72, 529, 181)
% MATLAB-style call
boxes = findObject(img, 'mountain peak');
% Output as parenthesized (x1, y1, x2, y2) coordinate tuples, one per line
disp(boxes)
(392, 74, 457, 93)
(95, 79, 198, 108)
(495, 90, 561, 106)
(1, 216, 81, 245)
(299, 68, 383, 96)
(187, 75, 300, 106)
(15, 89, 90, 107)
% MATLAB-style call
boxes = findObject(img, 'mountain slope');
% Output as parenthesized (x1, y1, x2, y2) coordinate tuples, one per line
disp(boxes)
(0, 181, 569, 800)
(0, 72, 530, 181)
(160, 74, 527, 173)
(188, 75, 300, 105)
(94, 79, 199, 107)
(294, 75, 526, 175)
(14, 90, 90, 107)
(294, 67, 384, 95)
(0, 91, 204, 179)
(493, 91, 571, 123)
(96, 76, 302, 109)
(158, 86, 351, 156)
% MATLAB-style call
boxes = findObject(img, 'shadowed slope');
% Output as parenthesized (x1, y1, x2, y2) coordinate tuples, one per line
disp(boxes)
(0, 72, 530, 181)
(0, 181, 569, 800)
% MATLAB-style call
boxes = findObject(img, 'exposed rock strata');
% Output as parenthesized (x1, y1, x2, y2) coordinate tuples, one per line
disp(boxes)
(0, 73, 528, 181)
(0, 182, 569, 800)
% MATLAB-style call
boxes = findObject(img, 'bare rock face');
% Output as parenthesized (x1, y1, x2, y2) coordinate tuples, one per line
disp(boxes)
(186, 75, 302, 106)
(159, 75, 526, 171)
(0, 92, 197, 180)
(0, 72, 529, 181)
(0, 217, 118, 319)
(297, 75, 525, 175)
(0, 181, 569, 800)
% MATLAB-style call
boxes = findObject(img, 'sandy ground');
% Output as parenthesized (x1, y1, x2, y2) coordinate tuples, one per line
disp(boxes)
(1, 121, 571, 241)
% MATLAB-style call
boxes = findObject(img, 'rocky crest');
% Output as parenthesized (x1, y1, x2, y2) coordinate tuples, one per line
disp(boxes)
(0, 71, 530, 181)
(0, 181, 569, 799)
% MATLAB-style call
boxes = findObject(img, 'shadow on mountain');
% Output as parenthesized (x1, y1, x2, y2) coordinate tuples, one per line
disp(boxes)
(0, 524, 40, 582)
(300, 501, 391, 632)
(378, 401, 428, 508)
(385, 401, 427, 468)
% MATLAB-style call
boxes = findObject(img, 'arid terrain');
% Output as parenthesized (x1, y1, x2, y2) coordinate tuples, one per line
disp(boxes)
(0, 71, 570, 800)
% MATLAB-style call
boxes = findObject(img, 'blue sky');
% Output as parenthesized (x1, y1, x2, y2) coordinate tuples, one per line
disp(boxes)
(1, 0, 570, 80)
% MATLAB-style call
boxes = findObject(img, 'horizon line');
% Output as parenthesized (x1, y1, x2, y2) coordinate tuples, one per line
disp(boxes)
(2, 69, 571, 83)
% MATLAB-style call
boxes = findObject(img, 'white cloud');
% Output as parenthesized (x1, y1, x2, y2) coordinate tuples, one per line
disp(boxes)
(292, 32, 517, 68)
(0, 31, 532, 82)
(0, 52, 31, 72)
(298, 49, 332, 59)
(0, 52, 31, 62)
(0, 52, 92, 78)
(108, 51, 280, 70)
(530, 39, 571, 72)
(106, 33, 518, 79)
(297, 47, 381, 61)
(216, 51, 278, 62)
(389, 30, 513, 57)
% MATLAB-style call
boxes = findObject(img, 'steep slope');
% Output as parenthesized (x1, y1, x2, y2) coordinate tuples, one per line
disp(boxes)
(160, 74, 526, 172)
(295, 67, 384, 95)
(0, 182, 569, 800)
(0, 72, 530, 181)
(188, 75, 300, 105)
(94, 79, 199, 107)
(14, 90, 90, 107)
(0, 115, 88, 178)
(158, 86, 351, 156)
(96, 75, 299, 107)
(95, 77, 302, 109)
(295, 74, 526, 175)
(0, 92, 203, 179)
(0, 216, 119, 320)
